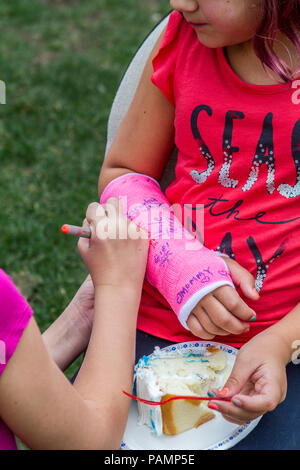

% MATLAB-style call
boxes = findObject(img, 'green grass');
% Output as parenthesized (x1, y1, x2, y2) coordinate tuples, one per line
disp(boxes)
(0, 0, 170, 387)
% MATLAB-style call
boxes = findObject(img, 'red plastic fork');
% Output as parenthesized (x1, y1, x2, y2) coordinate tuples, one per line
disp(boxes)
(123, 390, 231, 405)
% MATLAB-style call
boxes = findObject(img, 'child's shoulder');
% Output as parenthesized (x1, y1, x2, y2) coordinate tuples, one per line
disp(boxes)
(152, 11, 209, 104)
(161, 10, 204, 52)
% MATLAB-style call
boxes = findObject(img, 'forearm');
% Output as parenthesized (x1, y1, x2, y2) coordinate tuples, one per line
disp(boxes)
(42, 303, 91, 371)
(262, 302, 300, 364)
(99, 172, 234, 329)
(73, 285, 141, 438)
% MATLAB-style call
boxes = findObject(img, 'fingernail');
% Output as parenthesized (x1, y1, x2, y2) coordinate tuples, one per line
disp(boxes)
(207, 391, 215, 397)
(232, 397, 242, 407)
(208, 402, 218, 410)
(218, 387, 229, 397)
(253, 288, 260, 297)
(250, 315, 256, 322)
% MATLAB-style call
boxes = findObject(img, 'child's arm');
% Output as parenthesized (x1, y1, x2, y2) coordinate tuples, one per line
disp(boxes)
(42, 275, 94, 371)
(207, 302, 300, 423)
(98, 30, 175, 193)
(99, 36, 257, 339)
(0, 200, 149, 449)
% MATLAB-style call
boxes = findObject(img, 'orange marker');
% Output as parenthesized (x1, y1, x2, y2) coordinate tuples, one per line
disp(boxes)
(61, 224, 91, 239)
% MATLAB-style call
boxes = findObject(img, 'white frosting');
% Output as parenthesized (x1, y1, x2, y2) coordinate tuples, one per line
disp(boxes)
(136, 367, 163, 436)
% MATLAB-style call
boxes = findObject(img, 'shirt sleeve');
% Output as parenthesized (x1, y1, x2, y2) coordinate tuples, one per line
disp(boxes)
(0, 269, 33, 377)
(151, 10, 184, 105)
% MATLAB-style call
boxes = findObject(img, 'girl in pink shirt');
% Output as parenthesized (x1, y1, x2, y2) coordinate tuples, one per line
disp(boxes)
(99, 1, 300, 429)
(0, 200, 148, 449)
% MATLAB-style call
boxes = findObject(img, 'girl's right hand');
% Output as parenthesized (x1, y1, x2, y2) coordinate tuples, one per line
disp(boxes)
(78, 198, 149, 290)
(187, 257, 259, 339)
(207, 330, 288, 424)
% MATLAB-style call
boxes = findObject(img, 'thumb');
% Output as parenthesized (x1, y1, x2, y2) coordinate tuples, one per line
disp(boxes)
(219, 357, 252, 398)
(77, 218, 91, 256)
(223, 257, 260, 301)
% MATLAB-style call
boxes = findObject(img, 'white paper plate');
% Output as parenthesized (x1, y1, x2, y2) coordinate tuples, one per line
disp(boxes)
(121, 341, 262, 450)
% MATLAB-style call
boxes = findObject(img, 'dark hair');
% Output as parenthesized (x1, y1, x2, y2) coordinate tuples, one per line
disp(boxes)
(254, 0, 300, 82)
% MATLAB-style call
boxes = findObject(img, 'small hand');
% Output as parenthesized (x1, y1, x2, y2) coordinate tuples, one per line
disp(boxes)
(187, 257, 259, 339)
(207, 332, 287, 424)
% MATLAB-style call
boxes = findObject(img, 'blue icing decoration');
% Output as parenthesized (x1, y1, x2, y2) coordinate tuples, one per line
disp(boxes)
(132, 378, 137, 396)
(150, 410, 157, 435)
(138, 355, 151, 367)
(186, 352, 204, 357)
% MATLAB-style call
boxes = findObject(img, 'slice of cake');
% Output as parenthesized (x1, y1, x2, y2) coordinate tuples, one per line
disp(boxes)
(135, 345, 231, 436)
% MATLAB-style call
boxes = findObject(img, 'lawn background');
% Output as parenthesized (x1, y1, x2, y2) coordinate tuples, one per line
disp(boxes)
(0, 0, 170, 447)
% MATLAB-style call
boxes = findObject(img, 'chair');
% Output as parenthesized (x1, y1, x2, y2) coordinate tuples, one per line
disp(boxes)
(104, 12, 177, 193)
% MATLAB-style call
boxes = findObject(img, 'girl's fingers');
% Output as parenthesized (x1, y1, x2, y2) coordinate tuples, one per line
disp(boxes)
(105, 197, 125, 218)
(82, 217, 90, 228)
(209, 399, 262, 422)
(191, 305, 230, 336)
(214, 286, 256, 322)
(218, 413, 248, 426)
(186, 313, 215, 340)
(77, 219, 91, 253)
(222, 257, 260, 301)
(209, 383, 282, 422)
(201, 294, 249, 335)
(230, 391, 281, 414)
(86, 202, 106, 224)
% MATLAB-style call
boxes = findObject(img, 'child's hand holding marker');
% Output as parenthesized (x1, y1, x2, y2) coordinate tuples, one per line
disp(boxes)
(63, 198, 149, 290)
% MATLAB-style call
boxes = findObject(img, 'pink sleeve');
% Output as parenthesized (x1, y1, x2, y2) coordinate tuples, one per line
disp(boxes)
(150, 11, 184, 105)
(0, 269, 33, 376)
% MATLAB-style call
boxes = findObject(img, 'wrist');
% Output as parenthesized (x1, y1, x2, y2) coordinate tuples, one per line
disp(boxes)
(63, 299, 93, 339)
(94, 282, 142, 299)
(93, 283, 142, 321)
(93, 275, 144, 291)
(250, 328, 292, 366)
(43, 301, 92, 371)
(266, 328, 296, 365)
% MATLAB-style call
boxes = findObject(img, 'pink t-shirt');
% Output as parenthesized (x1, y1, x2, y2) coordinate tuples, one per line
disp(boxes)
(137, 11, 300, 347)
(0, 269, 33, 450)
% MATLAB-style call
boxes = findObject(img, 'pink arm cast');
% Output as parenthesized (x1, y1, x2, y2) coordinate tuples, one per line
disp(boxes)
(100, 173, 234, 329)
